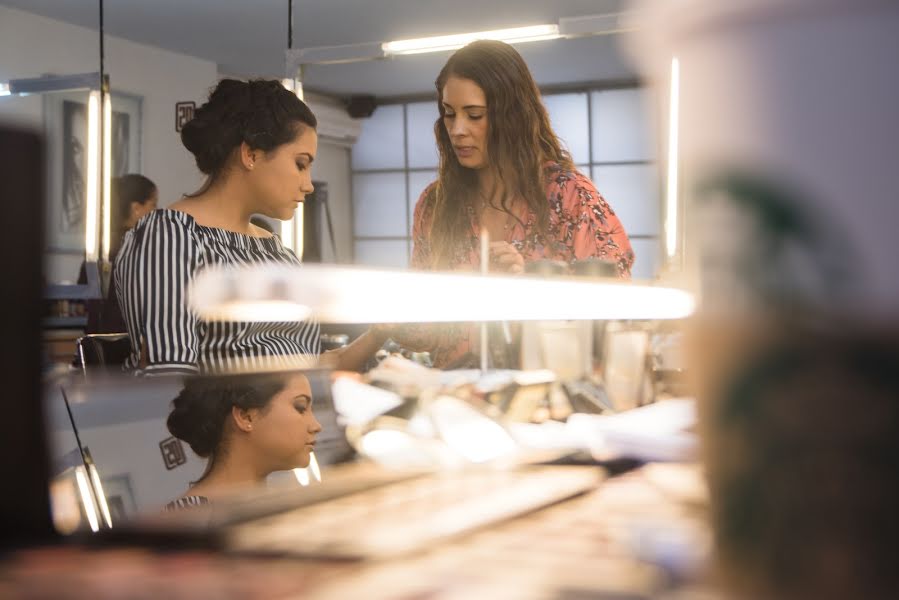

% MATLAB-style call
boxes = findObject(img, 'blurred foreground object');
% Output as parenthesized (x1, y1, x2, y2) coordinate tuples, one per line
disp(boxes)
(630, 1, 899, 598)
(630, 0, 899, 318)
(695, 323, 899, 599)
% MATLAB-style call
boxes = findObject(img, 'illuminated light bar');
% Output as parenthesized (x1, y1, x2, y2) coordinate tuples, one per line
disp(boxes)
(190, 264, 696, 324)
(382, 24, 560, 56)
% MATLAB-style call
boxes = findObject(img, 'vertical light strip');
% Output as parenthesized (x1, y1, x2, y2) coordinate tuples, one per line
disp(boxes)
(308, 451, 321, 483)
(84, 91, 101, 261)
(101, 93, 112, 262)
(75, 466, 100, 533)
(293, 466, 310, 486)
(665, 57, 681, 260)
(295, 206, 304, 261)
(280, 214, 295, 251)
(480, 233, 489, 372)
(88, 463, 113, 528)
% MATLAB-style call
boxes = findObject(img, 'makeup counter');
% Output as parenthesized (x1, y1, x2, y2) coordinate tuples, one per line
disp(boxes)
(19, 332, 715, 600)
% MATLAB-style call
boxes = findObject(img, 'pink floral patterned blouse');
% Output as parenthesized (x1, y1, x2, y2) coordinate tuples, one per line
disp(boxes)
(397, 163, 634, 368)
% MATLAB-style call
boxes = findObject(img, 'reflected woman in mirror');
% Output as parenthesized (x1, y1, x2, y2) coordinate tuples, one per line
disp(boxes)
(115, 79, 377, 375)
(82, 174, 158, 333)
(165, 371, 321, 509)
(391, 40, 635, 368)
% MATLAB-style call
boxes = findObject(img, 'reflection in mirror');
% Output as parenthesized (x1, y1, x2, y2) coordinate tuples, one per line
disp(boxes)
(0, 3, 103, 286)
(19, 0, 682, 549)
(44, 369, 345, 528)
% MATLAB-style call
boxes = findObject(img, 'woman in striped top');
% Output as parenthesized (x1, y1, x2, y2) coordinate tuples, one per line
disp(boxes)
(164, 371, 321, 508)
(115, 79, 382, 375)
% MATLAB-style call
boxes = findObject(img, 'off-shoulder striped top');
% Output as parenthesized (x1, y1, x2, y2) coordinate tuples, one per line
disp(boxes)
(114, 209, 320, 375)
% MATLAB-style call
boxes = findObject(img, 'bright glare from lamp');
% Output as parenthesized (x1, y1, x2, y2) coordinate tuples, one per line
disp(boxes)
(665, 57, 681, 259)
(84, 91, 100, 261)
(0, 83, 10, 97)
(383, 24, 560, 55)
(430, 396, 517, 463)
(191, 265, 696, 323)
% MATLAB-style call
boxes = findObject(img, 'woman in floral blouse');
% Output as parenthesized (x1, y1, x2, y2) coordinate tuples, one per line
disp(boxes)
(391, 40, 634, 368)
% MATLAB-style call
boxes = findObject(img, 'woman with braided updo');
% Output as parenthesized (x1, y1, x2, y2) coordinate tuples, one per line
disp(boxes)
(115, 79, 380, 375)
(165, 372, 321, 509)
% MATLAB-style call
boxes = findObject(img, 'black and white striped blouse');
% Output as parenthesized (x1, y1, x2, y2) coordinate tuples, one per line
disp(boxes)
(115, 209, 320, 375)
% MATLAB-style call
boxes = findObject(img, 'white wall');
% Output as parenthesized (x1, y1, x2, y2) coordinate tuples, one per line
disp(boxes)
(0, 5, 214, 282)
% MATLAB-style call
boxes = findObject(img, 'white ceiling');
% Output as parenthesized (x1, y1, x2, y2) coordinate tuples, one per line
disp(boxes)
(0, 0, 641, 99)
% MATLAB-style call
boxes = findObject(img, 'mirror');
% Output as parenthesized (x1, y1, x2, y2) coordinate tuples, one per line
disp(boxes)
(6, 0, 675, 528)
(0, 2, 102, 288)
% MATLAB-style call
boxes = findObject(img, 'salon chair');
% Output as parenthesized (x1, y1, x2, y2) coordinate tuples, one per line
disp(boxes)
(74, 333, 131, 374)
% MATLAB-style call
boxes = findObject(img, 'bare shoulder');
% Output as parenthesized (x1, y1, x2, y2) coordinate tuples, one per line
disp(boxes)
(166, 196, 200, 218)
(249, 223, 274, 239)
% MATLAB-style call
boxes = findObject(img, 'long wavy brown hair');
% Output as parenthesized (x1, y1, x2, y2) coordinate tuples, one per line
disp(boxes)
(425, 40, 574, 268)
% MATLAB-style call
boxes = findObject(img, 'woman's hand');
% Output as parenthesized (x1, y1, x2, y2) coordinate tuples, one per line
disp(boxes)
(489, 242, 525, 274)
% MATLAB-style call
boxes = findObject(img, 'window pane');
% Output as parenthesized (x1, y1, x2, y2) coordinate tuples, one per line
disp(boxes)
(354, 239, 409, 269)
(592, 164, 660, 237)
(406, 101, 440, 169)
(629, 238, 660, 280)
(543, 92, 590, 164)
(351, 104, 405, 170)
(352, 172, 408, 237)
(407, 170, 438, 235)
(591, 89, 655, 162)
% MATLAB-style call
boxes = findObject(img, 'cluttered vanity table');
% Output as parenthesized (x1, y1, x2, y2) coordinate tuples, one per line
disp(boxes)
(16, 303, 715, 599)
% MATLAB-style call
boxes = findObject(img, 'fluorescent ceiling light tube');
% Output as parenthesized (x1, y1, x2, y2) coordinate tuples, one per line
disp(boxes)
(558, 13, 634, 37)
(383, 24, 560, 56)
(7, 72, 99, 95)
(190, 264, 696, 324)
(288, 42, 386, 66)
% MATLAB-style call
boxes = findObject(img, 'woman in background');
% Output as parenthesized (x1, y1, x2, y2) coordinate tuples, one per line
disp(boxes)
(165, 371, 321, 509)
(393, 40, 635, 368)
(109, 174, 158, 258)
(82, 174, 157, 333)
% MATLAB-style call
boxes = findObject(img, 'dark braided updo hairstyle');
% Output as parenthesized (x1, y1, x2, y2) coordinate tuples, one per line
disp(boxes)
(180, 78, 317, 193)
(167, 373, 288, 461)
